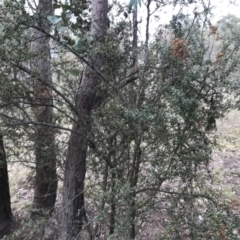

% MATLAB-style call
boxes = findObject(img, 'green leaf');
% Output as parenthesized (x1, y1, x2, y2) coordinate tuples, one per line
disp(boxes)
(76, 40, 85, 52)
(128, 0, 136, 11)
(66, 12, 72, 19)
(68, 69, 79, 76)
(71, 22, 79, 31)
(137, 0, 142, 7)
(57, 26, 68, 33)
(47, 15, 62, 25)
(86, 35, 93, 43)
(61, 4, 72, 11)
(128, 0, 141, 10)
(62, 36, 75, 46)
(53, 4, 62, 9)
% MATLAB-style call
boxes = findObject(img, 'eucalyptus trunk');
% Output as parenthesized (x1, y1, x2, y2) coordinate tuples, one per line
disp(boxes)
(30, 0, 57, 217)
(60, 0, 108, 238)
(0, 134, 12, 238)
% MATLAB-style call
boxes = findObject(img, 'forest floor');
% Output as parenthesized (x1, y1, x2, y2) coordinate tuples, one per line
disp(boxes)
(5, 110, 240, 239)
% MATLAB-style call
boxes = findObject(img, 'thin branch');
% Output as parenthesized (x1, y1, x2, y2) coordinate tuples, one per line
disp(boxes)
(115, 73, 139, 90)
(24, 23, 141, 89)
(6, 61, 79, 115)
(132, 3, 138, 68)
(144, 0, 151, 67)
(26, 0, 37, 12)
(27, 24, 111, 83)
(4, 120, 79, 136)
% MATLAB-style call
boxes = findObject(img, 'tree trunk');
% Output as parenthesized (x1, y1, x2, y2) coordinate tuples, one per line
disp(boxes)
(129, 138, 141, 239)
(60, 0, 108, 238)
(109, 171, 116, 235)
(0, 134, 12, 238)
(30, 0, 57, 217)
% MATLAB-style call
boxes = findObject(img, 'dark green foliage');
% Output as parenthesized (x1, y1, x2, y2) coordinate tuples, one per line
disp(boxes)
(0, 0, 240, 239)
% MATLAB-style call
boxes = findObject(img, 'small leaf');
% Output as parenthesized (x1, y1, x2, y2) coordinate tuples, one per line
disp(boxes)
(62, 36, 75, 46)
(66, 12, 72, 19)
(117, 10, 122, 17)
(61, 4, 72, 11)
(76, 40, 85, 51)
(47, 15, 62, 24)
(86, 35, 94, 43)
(128, 0, 136, 11)
(71, 22, 79, 30)
(53, 4, 62, 9)
(68, 69, 79, 76)
(57, 26, 68, 33)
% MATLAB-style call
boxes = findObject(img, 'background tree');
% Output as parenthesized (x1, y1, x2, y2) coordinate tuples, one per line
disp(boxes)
(30, 0, 58, 218)
(217, 14, 240, 103)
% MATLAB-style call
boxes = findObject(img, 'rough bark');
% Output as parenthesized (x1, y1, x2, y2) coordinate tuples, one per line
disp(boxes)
(0, 134, 12, 238)
(132, 3, 138, 68)
(30, 0, 57, 217)
(60, 0, 108, 238)
(128, 138, 141, 239)
(109, 172, 116, 235)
